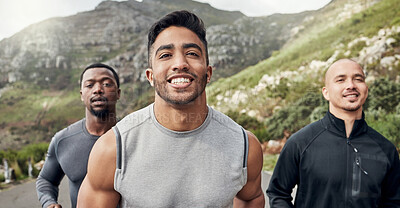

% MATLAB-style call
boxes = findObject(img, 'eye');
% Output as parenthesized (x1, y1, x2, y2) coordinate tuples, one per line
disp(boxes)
(103, 80, 115, 87)
(187, 52, 199, 57)
(159, 53, 171, 59)
(85, 84, 93, 88)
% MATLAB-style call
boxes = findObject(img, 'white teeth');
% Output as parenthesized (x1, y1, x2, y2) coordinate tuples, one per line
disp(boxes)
(171, 78, 190, 84)
(346, 95, 357, 97)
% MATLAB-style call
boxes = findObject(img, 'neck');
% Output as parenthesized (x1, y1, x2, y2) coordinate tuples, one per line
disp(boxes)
(85, 110, 117, 136)
(153, 95, 208, 131)
(330, 107, 362, 138)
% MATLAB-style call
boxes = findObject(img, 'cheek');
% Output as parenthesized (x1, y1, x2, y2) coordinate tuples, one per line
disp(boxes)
(107, 89, 120, 98)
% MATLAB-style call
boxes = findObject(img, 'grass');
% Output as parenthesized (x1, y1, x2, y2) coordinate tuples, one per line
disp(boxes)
(263, 154, 279, 172)
(208, 0, 400, 110)
(0, 84, 83, 124)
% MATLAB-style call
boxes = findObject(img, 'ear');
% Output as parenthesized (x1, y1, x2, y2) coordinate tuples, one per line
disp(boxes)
(145, 68, 154, 87)
(206, 66, 212, 83)
(322, 86, 329, 101)
(80, 89, 84, 102)
(116, 88, 121, 100)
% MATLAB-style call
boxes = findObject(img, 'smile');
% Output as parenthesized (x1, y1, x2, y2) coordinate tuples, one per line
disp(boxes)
(344, 94, 358, 97)
(170, 77, 191, 85)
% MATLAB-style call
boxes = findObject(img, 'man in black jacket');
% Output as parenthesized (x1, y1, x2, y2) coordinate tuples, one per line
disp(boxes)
(267, 59, 400, 207)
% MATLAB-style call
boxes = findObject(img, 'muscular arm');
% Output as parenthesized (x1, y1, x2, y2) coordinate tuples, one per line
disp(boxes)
(36, 137, 65, 208)
(234, 131, 265, 207)
(77, 129, 120, 207)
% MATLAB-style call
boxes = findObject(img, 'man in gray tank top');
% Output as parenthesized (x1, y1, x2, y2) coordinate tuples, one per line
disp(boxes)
(78, 10, 265, 207)
(36, 63, 121, 208)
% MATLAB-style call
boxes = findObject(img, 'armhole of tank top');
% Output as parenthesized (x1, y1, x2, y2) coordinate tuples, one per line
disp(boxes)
(113, 126, 122, 170)
(241, 128, 249, 168)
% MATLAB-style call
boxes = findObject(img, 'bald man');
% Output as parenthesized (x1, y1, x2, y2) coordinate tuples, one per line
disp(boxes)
(267, 59, 400, 207)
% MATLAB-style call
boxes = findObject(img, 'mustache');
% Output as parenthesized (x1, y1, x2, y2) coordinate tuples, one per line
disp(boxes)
(166, 71, 198, 80)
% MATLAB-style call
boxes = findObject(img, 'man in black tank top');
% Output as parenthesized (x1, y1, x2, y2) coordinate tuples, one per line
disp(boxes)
(78, 11, 265, 208)
(36, 63, 121, 208)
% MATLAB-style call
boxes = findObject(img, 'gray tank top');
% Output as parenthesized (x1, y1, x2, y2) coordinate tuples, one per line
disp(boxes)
(113, 104, 248, 208)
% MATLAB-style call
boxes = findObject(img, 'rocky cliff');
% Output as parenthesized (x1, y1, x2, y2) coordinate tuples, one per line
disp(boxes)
(0, 0, 308, 89)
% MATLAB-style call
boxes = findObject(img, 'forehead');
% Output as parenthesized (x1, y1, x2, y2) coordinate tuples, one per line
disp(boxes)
(82, 67, 115, 81)
(152, 26, 204, 53)
(326, 60, 364, 80)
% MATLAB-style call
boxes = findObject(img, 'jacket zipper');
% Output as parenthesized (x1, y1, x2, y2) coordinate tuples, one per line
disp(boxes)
(346, 139, 368, 207)
(345, 139, 350, 208)
(347, 140, 368, 175)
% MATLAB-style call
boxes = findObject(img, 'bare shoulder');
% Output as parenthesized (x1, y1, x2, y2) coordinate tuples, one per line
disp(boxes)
(234, 130, 265, 206)
(91, 129, 117, 160)
(87, 129, 117, 189)
(246, 130, 263, 176)
(78, 129, 120, 207)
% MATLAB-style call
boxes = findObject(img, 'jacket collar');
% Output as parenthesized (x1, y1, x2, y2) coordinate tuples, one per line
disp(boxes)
(322, 110, 368, 139)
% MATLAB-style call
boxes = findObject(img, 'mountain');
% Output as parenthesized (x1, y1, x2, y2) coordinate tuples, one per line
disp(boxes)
(207, 0, 400, 150)
(1, 0, 399, 152)
(0, 0, 244, 89)
(0, 0, 311, 150)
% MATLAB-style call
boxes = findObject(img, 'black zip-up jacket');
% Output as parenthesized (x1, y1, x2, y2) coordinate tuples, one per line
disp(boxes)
(267, 112, 400, 208)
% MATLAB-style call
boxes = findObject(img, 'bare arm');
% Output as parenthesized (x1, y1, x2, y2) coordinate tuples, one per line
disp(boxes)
(77, 129, 120, 207)
(234, 130, 265, 207)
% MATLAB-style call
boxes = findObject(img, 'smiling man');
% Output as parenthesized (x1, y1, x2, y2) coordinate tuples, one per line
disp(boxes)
(267, 59, 400, 207)
(36, 63, 120, 208)
(77, 10, 265, 208)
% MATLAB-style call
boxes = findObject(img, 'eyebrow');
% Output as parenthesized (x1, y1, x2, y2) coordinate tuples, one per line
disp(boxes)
(183, 43, 203, 54)
(83, 77, 114, 84)
(154, 43, 203, 56)
(155, 44, 174, 55)
(354, 73, 365, 78)
(334, 73, 365, 79)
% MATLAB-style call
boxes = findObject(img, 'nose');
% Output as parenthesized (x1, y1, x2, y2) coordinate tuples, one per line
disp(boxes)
(92, 83, 104, 95)
(171, 53, 189, 71)
(346, 79, 356, 90)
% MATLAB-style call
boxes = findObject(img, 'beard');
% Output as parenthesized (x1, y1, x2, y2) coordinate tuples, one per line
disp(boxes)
(89, 103, 110, 119)
(154, 72, 207, 105)
(90, 107, 109, 118)
(343, 104, 362, 112)
(89, 96, 111, 118)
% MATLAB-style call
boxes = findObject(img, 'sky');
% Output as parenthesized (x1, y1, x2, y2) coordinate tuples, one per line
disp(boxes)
(0, 0, 331, 41)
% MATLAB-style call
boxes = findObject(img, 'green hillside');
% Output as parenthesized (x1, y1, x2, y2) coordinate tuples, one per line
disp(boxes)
(207, 0, 400, 151)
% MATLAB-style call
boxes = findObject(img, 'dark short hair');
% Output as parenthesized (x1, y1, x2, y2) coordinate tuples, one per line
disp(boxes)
(147, 10, 209, 67)
(80, 63, 120, 88)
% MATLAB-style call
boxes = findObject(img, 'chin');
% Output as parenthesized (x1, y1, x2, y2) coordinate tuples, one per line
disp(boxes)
(343, 105, 362, 112)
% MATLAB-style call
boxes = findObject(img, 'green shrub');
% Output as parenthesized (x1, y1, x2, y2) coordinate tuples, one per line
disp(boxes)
(266, 106, 312, 140)
(310, 106, 328, 122)
(0, 143, 49, 180)
(226, 110, 263, 130)
(367, 77, 400, 113)
(366, 111, 400, 150)
(396, 103, 400, 114)
(0, 173, 5, 182)
(225, 110, 269, 142)
(17, 143, 49, 163)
